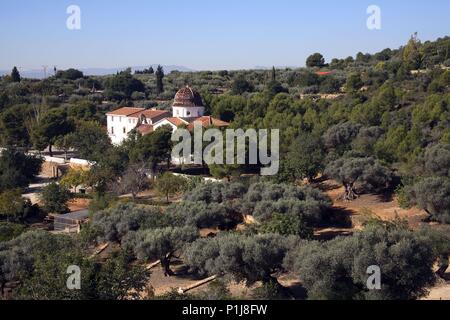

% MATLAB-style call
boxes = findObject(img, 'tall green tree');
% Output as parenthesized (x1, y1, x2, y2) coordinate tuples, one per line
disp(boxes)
(155, 172, 186, 203)
(67, 121, 112, 162)
(32, 109, 74, 156)
(0, 149, 42, 192)
(0, 189, 35, 222)
(306, 53, 325, 68)
(11, 67, 21, 83)
(279, 131, 325, 183)
(55, 68, 84, 80)
(104, 71, 145, 98)
(0, 104, 31, 149)
(271, 66, 276, 82)
(231, 75, 254, 95)
(0, 231, 150, 300)
(129, 126, 172, 177)
(39, 183, 71, 214)
(403, 33, 422, 70)
(155, 65, 165, 95)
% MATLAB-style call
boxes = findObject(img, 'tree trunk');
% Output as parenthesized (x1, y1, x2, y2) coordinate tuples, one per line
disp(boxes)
(49, 144, 53, 157)
(436, 255, 449, 278)
(161, 256, 174, 277)
(343, 183, 358, 201)
(151, 162, 158, 181)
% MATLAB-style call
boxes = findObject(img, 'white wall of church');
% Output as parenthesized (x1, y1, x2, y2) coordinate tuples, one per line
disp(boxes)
(107, 115, 138, 145)
(172, 106, 205, 118)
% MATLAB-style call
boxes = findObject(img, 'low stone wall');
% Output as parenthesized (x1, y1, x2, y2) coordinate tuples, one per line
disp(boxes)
(40, 157, 93, 178)
(40, 161, 68, 178)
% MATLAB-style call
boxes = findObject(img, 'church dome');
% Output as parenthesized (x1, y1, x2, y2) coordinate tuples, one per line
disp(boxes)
(173, 86, 204, 107)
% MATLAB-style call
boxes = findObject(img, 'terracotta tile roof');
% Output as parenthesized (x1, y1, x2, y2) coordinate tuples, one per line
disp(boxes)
(165, 117, 189, 126)
(187, 116, 230, 130)
(106, 107, 145, 116)
(136, 124, 153, 135)
(130, 109, 171, 120)
(316, 71, 335, 76)
(106, 108, 170, 121)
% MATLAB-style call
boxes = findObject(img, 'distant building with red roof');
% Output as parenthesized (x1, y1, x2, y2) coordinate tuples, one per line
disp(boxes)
(315, 70, 335, 76)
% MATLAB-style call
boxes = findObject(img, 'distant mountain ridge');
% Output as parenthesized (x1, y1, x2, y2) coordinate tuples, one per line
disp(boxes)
(0, 65, 195, 79)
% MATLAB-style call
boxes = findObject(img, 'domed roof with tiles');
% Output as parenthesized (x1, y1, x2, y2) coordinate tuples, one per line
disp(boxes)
(173, 86, 204, 107)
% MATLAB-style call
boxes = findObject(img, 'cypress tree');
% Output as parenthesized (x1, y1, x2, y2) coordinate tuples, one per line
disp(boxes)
(155, 65, 164, 94)
(11, 66, 21, 82)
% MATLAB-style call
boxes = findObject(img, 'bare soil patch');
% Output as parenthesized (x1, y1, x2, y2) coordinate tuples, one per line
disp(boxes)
(319, 180, 428, 229)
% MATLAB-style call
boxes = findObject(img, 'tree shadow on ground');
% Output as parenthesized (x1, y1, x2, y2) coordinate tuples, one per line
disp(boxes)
(171, 261, 205, 281)
(320, 206, 354, 229)
(375, 189, 395, 203)
(286, 281, 308, 300)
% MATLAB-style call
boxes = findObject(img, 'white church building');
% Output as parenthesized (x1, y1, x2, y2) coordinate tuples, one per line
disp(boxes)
(106, 86, 229, 145)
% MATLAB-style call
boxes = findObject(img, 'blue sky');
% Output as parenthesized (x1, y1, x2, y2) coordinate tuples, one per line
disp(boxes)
(1, 0, 450, 70)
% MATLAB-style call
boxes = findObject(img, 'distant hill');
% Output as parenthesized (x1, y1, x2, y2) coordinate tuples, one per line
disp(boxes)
(0, 65, 195, 79)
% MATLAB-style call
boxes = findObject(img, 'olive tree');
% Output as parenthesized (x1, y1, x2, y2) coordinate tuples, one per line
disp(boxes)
(422, 143, 450, 177)
(89, 203, 170, 244)
(260, 213, 313, 239)
(285, 226, 436, 300)
(125, 226, 198, 276)
(325, 156, 392, 201)
(240, 182, 332, 227)
(186, 233, 293, 287)
(418, 225, 450, 277)
(322, 122, 362, 154)
(165, 201, 237, 229)
(183, 182, 246, 204)
(406, 177, 450, 224)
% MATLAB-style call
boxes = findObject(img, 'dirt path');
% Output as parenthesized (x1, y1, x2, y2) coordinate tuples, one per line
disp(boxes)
(424, 283, 450, 300)
(320, 180, 428, 229)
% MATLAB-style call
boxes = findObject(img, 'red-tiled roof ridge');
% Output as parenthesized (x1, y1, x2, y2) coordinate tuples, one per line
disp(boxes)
(165, 117, 189, 126)
(129, 109, 171, 119)
(200, 116, 229, 127)
(106, 107, 145, 116)
(187, 116, 229, 130)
